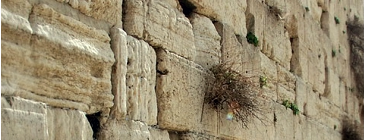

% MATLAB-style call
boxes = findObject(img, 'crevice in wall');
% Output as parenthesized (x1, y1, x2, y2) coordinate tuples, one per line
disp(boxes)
(86, 112, 101, 139)
(320, 10, 330, 36)
(245, 12, 255, 33)
(178, 0, 196, 18)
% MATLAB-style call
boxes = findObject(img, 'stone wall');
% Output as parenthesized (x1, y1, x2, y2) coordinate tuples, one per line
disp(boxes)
(1, 0, 363, 139)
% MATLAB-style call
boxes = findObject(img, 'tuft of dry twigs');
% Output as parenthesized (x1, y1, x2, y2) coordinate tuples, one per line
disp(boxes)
(342, 118, 363, 140)
(205, 63, 267, 128)
(347, 18, 364, 98)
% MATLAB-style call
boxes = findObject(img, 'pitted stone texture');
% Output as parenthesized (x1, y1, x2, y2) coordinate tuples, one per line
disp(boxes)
(2, 97, 92, 140)
(110, 28, 158, 125)
(123, 0, 196, 60)
(247, 0, 292, 69)
(186, 0, 248, 35)
(260, 52, 278, 101)
(291, 18, 327, 94)
(1, 97, 48, 140)
(214, 22, 261, 77)
(2, 4, 114, 114)
(190, 13, 221, 69)
(125, 36, 158, 125)
(149, 128, 170, 140)
(55, 0, 121, 25)
(98, 120, 150, 140)
(156, 49, 212, 131)
(47, 107, 93, 140)
(274, 103, 295, 140)
(277, 64, 296, 92)
(1, 0, 32, 19)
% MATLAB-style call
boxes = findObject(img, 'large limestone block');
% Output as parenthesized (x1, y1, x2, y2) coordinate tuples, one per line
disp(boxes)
(260, 52, 278, 101)
(1, 97, 47, 140)
(55, 0, 121, 25)
(292, 18, 327, 94)
(1, 0, 32, 19)
(214, 22, 261, 76)
(47, 107, 93, 140)
(98, 120, 150, 140)
(110, 28, 158, 125)
(156, 49, 213, 131)
(149, 128, 170, 140)
(123, 0, 196, 60)
(186, 0, 247, 35)
(274, 103, 295, 140)
(190, 13, 221, 69)
(1, 8, 33, 46)
(277, 64, 296, 92)
(2, 4, 115, 115)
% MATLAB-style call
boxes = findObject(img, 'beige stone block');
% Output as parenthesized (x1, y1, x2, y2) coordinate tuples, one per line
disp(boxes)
(187, 0, 247, 35)
(215, 22, 261, 76)
(110, 27, 128, 120)
(277, 64, 296, 92)
(125, 36, 158, 125)
(2, 4, 115, 114)
(123, 0, 196, 60)
(56, 0, 121, 25)
(295, 77, 307, 113)
(1, 9, 33, 46)
(304, 86, 320, 117)
(109, 27, 158, 125)
(274, 103, 295, 140)
(156, 49, 212, 131)
(1, 0, 32, 19)
(261, 16, 292, 69)
(190, 13, 221, 69)
(324, 68, 342, 107)
(277, 85, 295, 104)
(98, 120, 150, 140)
(1, 97, 47, 140)
(260, 52, 278, 101)
(149, 128, 170, 140)
(47, 107, 93, 140)
(179, 132, 219, 140)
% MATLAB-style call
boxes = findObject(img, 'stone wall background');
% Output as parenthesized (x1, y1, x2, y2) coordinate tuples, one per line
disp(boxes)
(1, 0, 363, 139)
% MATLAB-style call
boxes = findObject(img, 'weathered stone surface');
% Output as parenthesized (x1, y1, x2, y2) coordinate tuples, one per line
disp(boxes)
(274, 103, 295, 140)
(125, 35, 158, 125)
(98, 120, 150, 140)
(186, 0, 248, 35)
(156, 49, 212, 131)
(2, 97, 92, 140)
(214, 22, 261, 76)
(47, 107, 93, 140)
(123, 0, 196, 60)
(190, 13, 221, 69)
(110, 27, 158, 125)
(2, 4, 115, 115)
(55, 0, 121, 25)
(149, 128, 170, 140)
(1, 0, 32, 19)
(260, 52, 278, 101)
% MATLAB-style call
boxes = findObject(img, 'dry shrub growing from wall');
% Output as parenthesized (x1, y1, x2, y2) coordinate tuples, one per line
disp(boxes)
(205, 63, 266, 128)
(347, 17, 364, 97)
(342, 118, 363, 140)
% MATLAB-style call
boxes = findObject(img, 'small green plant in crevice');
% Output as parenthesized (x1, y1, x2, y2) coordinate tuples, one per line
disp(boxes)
(343, 30, 346, 34)
(246, 32, 259, 47)
(348, 87, 355, 92)
(334, 125, 337, 130)
(332, 49, 337, 57)
(334, 16, 340, 24)
(259, 75, 267, 88)
(282, 100, 300, 115)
